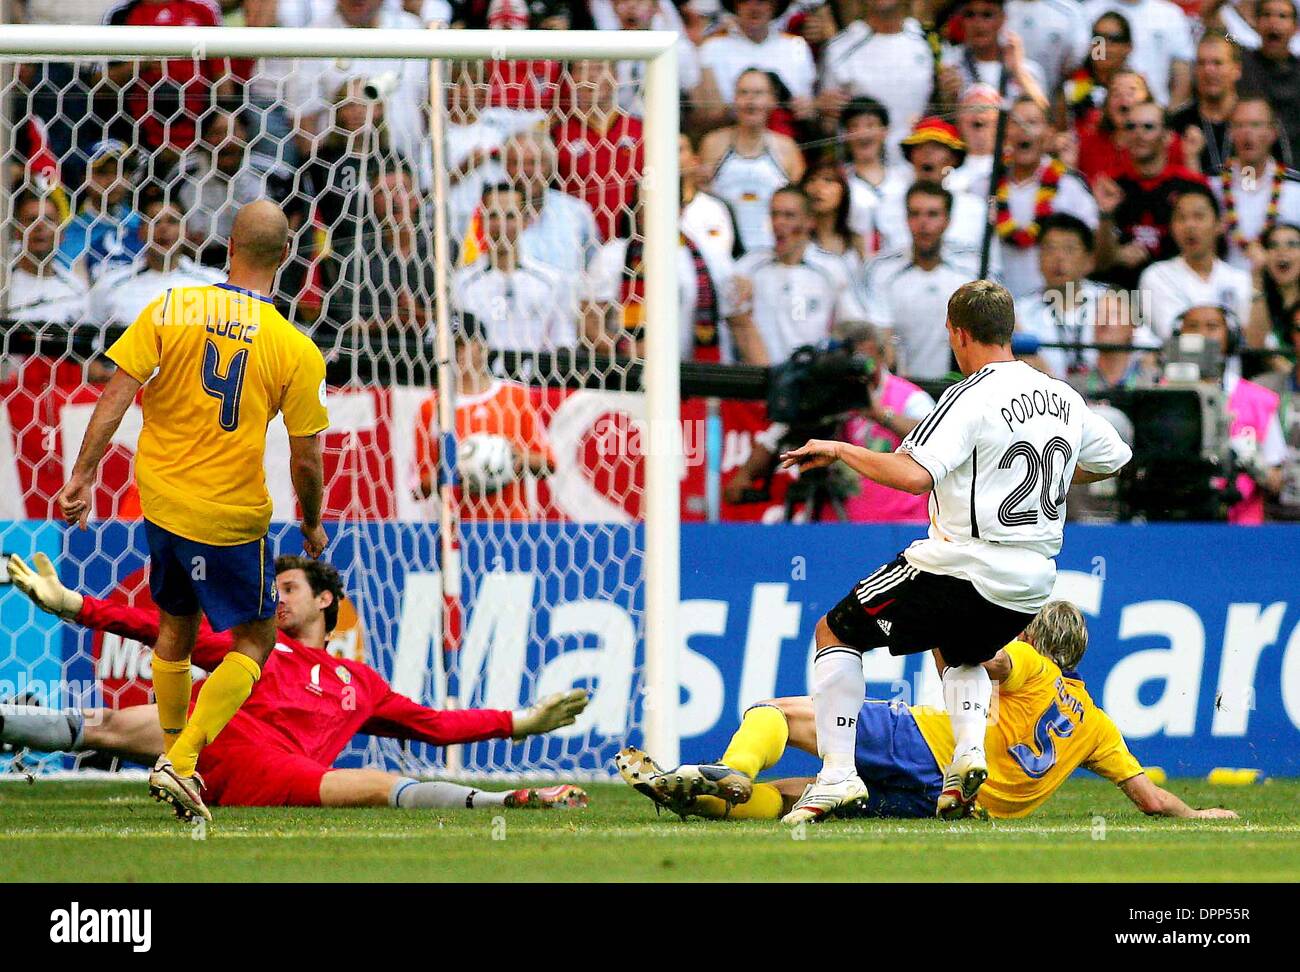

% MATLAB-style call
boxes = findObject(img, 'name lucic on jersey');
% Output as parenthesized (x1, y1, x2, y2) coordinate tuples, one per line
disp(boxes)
(999, 388, 1073, 432)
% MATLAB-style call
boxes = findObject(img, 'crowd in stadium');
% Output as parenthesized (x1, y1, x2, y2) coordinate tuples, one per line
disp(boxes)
(4, 0, 1300, 521)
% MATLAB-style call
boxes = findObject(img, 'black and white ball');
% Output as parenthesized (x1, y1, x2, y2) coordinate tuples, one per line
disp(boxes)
(457, 433, 517, 494)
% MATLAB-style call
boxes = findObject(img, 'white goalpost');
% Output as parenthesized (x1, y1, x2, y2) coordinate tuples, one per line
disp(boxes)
(0, 25, 680, 776)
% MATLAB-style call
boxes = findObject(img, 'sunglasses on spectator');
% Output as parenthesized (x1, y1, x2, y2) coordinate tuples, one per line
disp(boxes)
(1095, 31, 1130, 44)
(1123, 121, 1161, 132)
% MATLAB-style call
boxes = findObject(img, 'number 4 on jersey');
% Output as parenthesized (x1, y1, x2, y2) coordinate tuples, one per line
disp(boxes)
(200, 338, 249, 432)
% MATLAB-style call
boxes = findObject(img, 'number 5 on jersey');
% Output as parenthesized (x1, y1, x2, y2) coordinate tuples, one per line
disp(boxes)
(200, 338, 249, 432)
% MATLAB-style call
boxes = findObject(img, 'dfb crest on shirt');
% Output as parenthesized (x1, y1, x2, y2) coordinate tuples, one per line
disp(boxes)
(335, 665, 352, 685)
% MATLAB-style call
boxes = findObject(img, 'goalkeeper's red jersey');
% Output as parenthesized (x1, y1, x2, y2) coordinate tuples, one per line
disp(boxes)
(78, 596, 514, 764)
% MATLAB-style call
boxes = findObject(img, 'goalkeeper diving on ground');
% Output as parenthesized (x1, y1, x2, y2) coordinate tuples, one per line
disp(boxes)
(618, 601, 1237, 823)
(2, 552, 590, 814)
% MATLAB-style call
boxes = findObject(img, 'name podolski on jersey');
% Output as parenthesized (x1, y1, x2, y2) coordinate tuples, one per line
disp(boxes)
(999, 388, 1073, 431)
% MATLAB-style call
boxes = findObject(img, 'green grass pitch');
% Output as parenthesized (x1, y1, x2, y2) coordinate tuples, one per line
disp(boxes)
(2, 778, 1297, 882)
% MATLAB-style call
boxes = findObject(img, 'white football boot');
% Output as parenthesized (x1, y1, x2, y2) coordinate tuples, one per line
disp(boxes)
(148, 755, 212, 823)
(936, 749, 988, 819)
(780, 774, 869, 825)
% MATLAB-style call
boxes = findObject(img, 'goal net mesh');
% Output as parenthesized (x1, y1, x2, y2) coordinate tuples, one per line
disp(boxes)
(0, 47, 659, 780)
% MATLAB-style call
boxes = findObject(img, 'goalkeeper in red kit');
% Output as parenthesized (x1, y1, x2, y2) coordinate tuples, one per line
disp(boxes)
(2, 553, 589, 813)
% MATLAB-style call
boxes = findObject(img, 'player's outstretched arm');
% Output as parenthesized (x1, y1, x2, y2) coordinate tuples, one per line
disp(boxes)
(288, 433, 327, 558)
(1120, 773, 1239, 820)
(8, 553, 83, 619)
(780, 439, 933, 495)
(511, 689, 589, 739)
(56, 368, 143, 528)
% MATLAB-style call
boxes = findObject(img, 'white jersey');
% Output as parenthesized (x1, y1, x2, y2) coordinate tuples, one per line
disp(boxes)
(733, 245, 866, 363)
(820, 20, 935, 164)
(709, 137, 792, 253)
(997, 160, 1099, 297)
(452, 257, 577, 352)
(698, 28, 817, 104)
(1136, 256, 1253, 340)
(1005, 0, 1091, 94)
(88, 256, 223, 325)
(7, 265, 89, 324)
(899, 359, 1132, 610)
(862, 244, 981, 379)
(847, 164, 911, 240)
(681, 190, 740, 271)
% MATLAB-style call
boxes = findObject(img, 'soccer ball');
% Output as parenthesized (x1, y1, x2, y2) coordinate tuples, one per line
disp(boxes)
(458, 433, 517, 494)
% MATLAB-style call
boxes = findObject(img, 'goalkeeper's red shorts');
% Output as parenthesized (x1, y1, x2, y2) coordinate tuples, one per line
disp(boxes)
(198, 743, 327, 807)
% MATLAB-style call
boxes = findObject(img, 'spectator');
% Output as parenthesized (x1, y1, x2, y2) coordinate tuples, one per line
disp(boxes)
(868, 117, 991, 256)
(452, 183, 579, 352)
(5, 189, 89, 325)
(1176, 303, 1285, 524)
(413, 313, 555, 521)
(322, 162, 437, 337)
(56, 140, 144, 282)
(1080, 0, 1195, 107)
(1006, 0, 1091, 96)
(861, 181, 979, 379)
(1137, 183, 1252, 340)
(443, 61, 545, 240)
(1076, 68, 1170, 184)
(101, 0, 235, 157)
(841, 99, 909, 245)
(802, 160, 867, 276)
(1247, 221, 1300, 350)
(938, 0, 1050, 111)
(587, 176, 764, 364)
(175, 109, 295, 267)
(947, 84, 1001, 200)
(1239, 0, 1300, 168)
(87, 197, 223, 324)
(1168, 31, 1241, 177)
(1093, 99, 1206, 291)
(606, 0, 703, 117)
(1061, 12, 1135, 140)
(289, 0, 430, 179)
(503, 130, 600, 276)
(679, 133, 741, 272)
(1212, 98, 1300, 271)
(699, 68, 805, 253)
(993, 97, 1099, 297)
(552, 59, 644, 242)
(816, 0, 935, 164)
(696, 0, 817, 132)
(731, 185, 866, 363)
(1015, 213, 1106, 378)
(1081, 288, 1159, 391)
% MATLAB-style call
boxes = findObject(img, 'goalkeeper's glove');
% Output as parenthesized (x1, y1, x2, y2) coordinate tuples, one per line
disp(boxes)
(511, 688, 589, 740)
(8, 553, 84, 620)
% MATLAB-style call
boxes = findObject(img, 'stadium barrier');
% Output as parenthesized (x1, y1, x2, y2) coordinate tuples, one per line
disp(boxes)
(2, 519, 1297, 778)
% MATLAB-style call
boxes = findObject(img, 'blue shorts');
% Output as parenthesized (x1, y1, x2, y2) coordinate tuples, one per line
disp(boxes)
(144, 520, 277, 632)
(853, 699, 944, 819)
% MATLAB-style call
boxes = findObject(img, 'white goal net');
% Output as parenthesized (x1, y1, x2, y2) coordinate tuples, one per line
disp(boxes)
(0, 26, 680, 780)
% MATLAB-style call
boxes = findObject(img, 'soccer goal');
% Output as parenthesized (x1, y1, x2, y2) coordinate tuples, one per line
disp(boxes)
(0, 24, 681, 779)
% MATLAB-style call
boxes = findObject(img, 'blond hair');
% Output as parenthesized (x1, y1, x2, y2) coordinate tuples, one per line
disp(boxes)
(947, 280, 1015, 346)
(1024, 601, 1089, 671)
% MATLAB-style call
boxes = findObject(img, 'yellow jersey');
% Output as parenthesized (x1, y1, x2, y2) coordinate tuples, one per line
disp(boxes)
(107, 283, 329, 546)
(912, 640, 1144, 818)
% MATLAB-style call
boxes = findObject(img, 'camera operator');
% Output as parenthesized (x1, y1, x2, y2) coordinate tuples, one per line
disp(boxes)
(724, 322, 936, 522)
(1176, 303, 1286, 523)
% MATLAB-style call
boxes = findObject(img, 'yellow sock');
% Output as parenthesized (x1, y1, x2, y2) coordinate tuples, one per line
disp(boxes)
(694, 783, 785, 820)
(721, 705, 789, 779)
(150, 655, 192, 744)
(167, 652, 260, 777)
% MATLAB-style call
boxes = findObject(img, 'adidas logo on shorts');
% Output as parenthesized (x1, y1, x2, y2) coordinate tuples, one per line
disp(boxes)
(877, 618, 892, 636)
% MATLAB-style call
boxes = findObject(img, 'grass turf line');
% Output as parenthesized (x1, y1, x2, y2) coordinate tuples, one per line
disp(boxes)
(0, 778, 1296, 882)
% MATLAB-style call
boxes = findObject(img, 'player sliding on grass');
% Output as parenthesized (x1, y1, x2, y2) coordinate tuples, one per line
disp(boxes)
(776, 281, 1132, 822)
(2, 552, 590, 814)
(55, 201, 329, 822)
(618, 601, 1237, 822)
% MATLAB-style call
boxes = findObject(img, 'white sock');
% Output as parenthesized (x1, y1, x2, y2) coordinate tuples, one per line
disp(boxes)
(812, 645, 864, 784)
(943, 664, 992, 760)
(388, 778, 510, 809)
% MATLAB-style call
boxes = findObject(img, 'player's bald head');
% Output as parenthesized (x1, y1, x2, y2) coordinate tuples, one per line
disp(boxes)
(230, 200, 289, 270)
